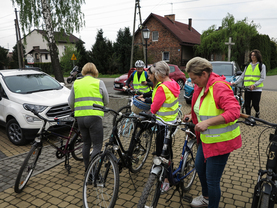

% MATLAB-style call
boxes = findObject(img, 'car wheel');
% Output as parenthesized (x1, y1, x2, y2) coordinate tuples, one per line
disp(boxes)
(6, 119, 26, 145)
(177, 79, 184, 89)
(185, 98, 191, 104)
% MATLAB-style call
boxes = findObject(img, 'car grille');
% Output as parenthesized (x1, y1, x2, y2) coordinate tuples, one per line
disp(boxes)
(46, 104, 72, 118)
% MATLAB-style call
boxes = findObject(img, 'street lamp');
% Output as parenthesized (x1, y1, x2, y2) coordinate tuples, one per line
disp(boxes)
(142, 26, 150, 67)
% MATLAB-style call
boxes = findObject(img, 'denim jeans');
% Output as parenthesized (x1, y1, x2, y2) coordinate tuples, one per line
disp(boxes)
(195, 142, 230, 208)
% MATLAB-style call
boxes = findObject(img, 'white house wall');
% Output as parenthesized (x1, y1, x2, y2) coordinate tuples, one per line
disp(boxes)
(23, 30, 76, 63)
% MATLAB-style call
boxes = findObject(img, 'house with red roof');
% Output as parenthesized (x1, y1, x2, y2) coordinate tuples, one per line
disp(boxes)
(134, 13, 201, 70)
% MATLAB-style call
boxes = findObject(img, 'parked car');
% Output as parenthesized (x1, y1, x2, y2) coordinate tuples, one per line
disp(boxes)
(0, 69, 72, 145)
(113, 64, 186, 91)
(184, 61, 242, 104)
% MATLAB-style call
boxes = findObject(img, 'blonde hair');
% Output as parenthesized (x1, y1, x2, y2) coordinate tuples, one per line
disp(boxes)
(186, 57, 212, 76)
(81, 62, 99, 77)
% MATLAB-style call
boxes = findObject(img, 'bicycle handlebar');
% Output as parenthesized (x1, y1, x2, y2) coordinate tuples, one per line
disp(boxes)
(240, 113, 277, 127)
(24, 104, 57, 122)
(139, 112, 195, 129)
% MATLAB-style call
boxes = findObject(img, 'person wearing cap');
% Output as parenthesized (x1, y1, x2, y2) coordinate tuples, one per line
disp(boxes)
(183, 57, 241, 208)
(124, 60, 152, 93)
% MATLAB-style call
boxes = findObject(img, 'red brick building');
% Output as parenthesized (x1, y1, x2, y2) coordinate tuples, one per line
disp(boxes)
(134, 13, 201, 70)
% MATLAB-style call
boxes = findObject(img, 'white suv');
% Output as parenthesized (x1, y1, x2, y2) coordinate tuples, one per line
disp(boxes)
(0, 69, 72, 145)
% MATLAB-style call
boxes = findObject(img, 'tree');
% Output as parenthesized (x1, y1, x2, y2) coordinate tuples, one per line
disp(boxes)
(90, 29, 114, 74)
(195, 13, 259, 68)
(60, 45, 79, 73)
(11, 43, 26, 68)
(11, 0, 85, 82)
(114, 27, 132, 74)
(75, 40, 90, 69)
(0, 46, 9, 69)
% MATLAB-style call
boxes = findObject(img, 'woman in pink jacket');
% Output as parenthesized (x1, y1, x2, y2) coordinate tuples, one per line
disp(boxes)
(184, 57, 242, 208)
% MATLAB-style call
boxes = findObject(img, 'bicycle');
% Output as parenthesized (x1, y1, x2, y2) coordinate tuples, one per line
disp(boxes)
(240, 114, 277, 208)
(83, 104, 153, 208)
(14, 104, 83, 193)
(114, 88, 183, 141)
(137, 114, 198, 208)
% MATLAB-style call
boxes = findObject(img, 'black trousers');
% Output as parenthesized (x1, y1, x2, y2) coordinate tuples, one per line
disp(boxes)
(244, 90, 262, 115)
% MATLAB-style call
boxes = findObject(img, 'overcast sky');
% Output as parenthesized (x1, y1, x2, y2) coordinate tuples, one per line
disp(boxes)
(1, 0, 276, 52)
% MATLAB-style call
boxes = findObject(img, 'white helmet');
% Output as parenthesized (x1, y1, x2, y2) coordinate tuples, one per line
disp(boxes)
(135, 60, 145, 68)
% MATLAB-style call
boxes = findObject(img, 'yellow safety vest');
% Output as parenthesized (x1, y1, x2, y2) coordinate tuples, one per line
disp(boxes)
(133, 71, 151, 93)
(74, 76, 104, 117)
(244, 63, 264, 89)
(152, 83, 179, 122)
(199, 81, 240, 144)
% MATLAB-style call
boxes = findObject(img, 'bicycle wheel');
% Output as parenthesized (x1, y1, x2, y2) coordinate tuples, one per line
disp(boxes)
(137, 173, 162, 208)
(14, 143, 42, 193)
(130, 127, 152, 173)
(83, 152, 119, 208)
(260, 192, 270, 208)
(112, 105, 131, 126)
(70, 131, 83, 161)
(181, 138, 198, 191)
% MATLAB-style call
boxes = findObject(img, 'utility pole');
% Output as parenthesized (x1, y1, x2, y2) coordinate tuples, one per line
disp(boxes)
(130, 0, 144, 69)
(14, 19, 22, 68)
(14, 8, 24, 68)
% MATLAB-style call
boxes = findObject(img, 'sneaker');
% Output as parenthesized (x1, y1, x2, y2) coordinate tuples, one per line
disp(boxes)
(161, 182, 171, 193)
(255, 112, 260, 118)
(190, 195, 209, 207)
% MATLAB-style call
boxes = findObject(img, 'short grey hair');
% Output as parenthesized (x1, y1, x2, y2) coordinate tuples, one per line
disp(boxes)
(186, 57, 212, 76)
(153, 61, 170, 78)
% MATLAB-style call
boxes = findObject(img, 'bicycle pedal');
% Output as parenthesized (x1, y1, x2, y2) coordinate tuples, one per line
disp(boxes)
(183, 195, 192, 203)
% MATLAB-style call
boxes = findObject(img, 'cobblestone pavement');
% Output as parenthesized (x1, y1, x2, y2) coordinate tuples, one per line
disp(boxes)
(0, 91, 277, 207)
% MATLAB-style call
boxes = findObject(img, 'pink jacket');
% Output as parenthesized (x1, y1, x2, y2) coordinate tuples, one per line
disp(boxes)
(151, 79, 180, 114)
(191, 72, 242, 159)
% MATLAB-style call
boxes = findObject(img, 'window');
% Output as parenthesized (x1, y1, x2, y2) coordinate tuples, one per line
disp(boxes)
(152, 31, 159, 41)
(162, 52, 170, 62)
(45, 54, 48, 60)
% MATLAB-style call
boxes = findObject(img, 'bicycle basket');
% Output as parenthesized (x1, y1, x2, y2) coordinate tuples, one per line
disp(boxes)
(131, 95, 151, 114)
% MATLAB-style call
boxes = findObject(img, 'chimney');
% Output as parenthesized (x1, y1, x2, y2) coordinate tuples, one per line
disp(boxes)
(188, 18, 192, 31)
(165, 14, 175, 24)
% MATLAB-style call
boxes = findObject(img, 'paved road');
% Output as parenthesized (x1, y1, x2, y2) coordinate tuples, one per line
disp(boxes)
(0, 76, 276, 207)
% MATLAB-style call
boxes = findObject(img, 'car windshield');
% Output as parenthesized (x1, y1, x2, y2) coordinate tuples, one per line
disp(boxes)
(211, 63, 233, 76)
(4, 74, 62, 94)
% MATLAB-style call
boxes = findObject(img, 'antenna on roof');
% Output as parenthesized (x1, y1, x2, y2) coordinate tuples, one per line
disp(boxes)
(171, 3, 173, 14)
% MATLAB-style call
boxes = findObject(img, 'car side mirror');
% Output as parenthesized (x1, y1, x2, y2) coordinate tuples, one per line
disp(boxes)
(236, 71, 242, 76)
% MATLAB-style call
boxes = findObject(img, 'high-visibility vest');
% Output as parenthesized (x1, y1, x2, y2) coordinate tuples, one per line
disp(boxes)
(152, 83, 179, 122)
(244, 63, 264, 89)
(74, 76, 104, 117)
(133, 71, 151, 93)
(199, 81, 240, 144)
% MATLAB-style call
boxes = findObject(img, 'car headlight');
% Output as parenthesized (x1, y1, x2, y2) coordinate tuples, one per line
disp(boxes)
(115, 78, 119, 82)
(25, 115, 41, 122)
(23, 103, 47, 113)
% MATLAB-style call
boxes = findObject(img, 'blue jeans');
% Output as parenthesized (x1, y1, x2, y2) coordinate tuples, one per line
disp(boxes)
(195, 142, 230, 208)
